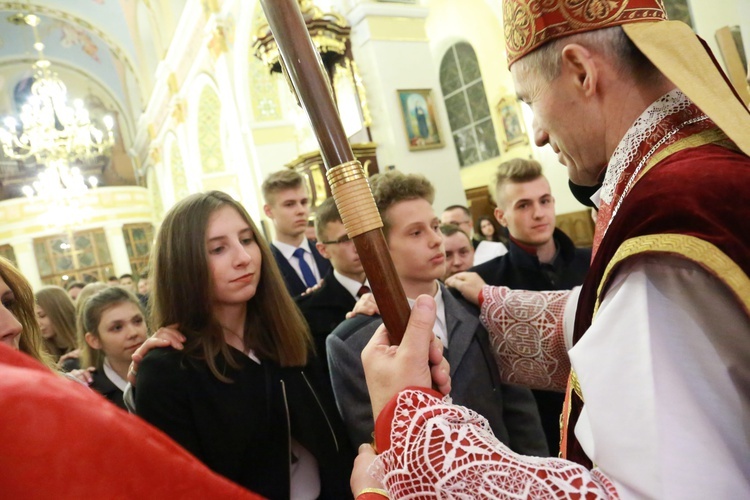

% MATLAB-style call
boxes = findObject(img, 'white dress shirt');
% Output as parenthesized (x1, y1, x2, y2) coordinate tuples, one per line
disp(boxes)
(273, 239, 322, 284)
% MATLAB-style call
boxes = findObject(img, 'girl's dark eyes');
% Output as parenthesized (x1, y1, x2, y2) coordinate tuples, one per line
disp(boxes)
(2, 298, 14, 309)
(209, 246, 224, 254)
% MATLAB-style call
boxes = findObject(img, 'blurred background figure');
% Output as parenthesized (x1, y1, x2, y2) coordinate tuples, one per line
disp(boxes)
(440, 224, 475, 280)
(137, 275, 150, 296)
(443, 204, 508, 266)
(65, 281, 86, 302)
(34, 286, 79, 369)
(118, 274, 136, 293)
(476, 215, 508, 245)
(0, 257, 53, 369)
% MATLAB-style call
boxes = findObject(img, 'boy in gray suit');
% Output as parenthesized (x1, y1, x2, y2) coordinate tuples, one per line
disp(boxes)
(327, 171, 547, 455)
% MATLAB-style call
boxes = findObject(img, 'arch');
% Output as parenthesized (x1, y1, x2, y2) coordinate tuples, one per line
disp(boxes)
(165, 132, 190, 204)
(196, 84, 226, 174)
(135, 1, 161, 89)
(439, 41, 500, 167)
(145, 164, 165, 221)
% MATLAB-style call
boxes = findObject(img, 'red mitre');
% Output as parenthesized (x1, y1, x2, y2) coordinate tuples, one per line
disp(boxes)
(503, 0, 667, 67)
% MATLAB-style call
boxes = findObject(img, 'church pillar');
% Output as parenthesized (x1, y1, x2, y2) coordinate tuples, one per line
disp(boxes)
(10, 239, 42, 290)
(103, 225, 133, 277)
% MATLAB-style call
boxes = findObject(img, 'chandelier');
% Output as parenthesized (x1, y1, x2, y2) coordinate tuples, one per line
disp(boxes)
(0, 12, 114, 197)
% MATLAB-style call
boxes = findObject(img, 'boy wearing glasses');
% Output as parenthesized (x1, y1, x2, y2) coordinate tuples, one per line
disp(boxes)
(296, 197, 368, 376)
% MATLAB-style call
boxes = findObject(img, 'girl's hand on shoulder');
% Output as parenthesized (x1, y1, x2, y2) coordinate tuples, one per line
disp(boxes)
(127, 324, 185, 384)
(346, 293, 379, 319)
(67, 366, 96, 385)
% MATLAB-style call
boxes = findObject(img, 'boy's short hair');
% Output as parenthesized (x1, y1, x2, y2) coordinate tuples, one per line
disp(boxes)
(314, 197, 342, 241)
(494, 158, 544, 208)
(442, 205, 471, 218)
(440, 223, 470, 241)
(261, 169, 304, 205)
(119, 273, 134, 281)
(65, 281, 86, 291)
(369, 171, 435, 237)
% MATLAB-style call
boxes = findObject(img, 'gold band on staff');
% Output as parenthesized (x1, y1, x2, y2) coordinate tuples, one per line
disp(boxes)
(327, 160, 383, 238)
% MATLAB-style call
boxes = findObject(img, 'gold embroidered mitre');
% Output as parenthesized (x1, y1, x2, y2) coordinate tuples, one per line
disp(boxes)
(503, 0, 667, 67)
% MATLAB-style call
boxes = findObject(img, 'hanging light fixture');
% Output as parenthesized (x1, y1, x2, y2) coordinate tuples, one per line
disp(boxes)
(0, 11, 114, 197)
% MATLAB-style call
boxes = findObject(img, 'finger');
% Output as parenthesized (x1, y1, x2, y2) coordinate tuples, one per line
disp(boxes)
(428, 337, 444, 366)
(358, 443, 376, 456)
(127, 363, 137, 384)
(155, 328, 185, 343)
(398, 295, 437, 359)
(366, 322, 393, 350)
(431, 358, 451, 395)
(444, 273, 463, 289)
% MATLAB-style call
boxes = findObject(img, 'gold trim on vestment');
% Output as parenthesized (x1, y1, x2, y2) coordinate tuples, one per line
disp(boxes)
(635, 128, 730, 184)
(594, 234, 750, 319)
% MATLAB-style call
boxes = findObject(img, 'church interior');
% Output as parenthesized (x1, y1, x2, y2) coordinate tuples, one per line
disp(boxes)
(0, 0, 747, 290)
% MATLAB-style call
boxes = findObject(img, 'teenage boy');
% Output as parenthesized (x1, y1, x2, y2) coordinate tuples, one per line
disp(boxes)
(261, 170, 330, 296)
(296, 197, 367, 375)
(471, 158, 591, 454)
(327, 171, 547, 455)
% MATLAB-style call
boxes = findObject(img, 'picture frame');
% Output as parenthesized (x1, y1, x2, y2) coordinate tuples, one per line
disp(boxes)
(497, 95, 529, 149)
(397, 89, 444, 151)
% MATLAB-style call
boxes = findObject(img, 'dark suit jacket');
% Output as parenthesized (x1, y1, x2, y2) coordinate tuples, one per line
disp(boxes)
(470, 228, 591, 455)
(326, 283, 548, 455)
(89, 369, 126, 410)
(271, 241, 331, 297)
(471, 228, 590, 291)
(295, 269, 356, 376)
(136, 347, 353, 499)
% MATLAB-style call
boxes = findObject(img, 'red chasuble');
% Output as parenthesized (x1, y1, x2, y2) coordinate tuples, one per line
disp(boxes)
(563, 118, 750, 467)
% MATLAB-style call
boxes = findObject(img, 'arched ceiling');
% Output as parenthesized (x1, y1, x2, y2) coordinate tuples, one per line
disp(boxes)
(0, 0, 187, 199)
(0, 0, 188, 132)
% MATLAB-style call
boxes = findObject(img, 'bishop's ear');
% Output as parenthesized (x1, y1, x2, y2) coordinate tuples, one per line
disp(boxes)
(560, 43, 598, 96)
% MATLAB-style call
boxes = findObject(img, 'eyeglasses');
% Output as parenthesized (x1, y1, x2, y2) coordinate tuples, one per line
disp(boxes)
(321, 234, 353, 245)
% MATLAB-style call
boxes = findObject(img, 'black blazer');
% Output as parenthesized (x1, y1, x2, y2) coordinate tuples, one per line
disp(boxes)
(271, 241, 331, 297)
(136, 348, 354, 499)
(471, 228, 591, 291)
(89, 369, 126, 411)
(295, 269, 356, 376)
(327, 283, 548, 456)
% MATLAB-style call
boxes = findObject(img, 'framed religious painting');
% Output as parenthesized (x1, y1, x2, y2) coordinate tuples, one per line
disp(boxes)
(397, 89, 444, 151)
(497, 95, 529, 149)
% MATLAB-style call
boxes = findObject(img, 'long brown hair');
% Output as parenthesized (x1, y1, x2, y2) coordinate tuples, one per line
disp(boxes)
(150, 191, 311, 382)
(35, 286, 78, 359)
(74, 282, 109, 363)
(0, 257, 54, 368)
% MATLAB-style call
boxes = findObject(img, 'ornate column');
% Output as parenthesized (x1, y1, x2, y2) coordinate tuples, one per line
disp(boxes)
(10, 239, 42, 290)
(103, 224, 133, 277)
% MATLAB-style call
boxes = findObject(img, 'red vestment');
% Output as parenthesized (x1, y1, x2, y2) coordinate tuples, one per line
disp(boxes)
(0, 343, 262, 499)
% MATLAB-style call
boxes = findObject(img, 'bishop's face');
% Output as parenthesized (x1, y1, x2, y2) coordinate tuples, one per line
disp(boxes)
(511, 61, 607, 187)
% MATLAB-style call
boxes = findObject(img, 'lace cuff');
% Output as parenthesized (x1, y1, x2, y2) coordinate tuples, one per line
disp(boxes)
(480, 285, 571, 391)
(372, 389, 619, 499)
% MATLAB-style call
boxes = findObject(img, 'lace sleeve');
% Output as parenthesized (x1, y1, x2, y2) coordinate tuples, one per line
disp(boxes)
(371, 389, 618, 499)
(480, 285, 571, 391)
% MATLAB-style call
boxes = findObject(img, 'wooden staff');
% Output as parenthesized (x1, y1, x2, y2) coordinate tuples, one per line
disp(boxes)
(260, 0, 410, 344)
